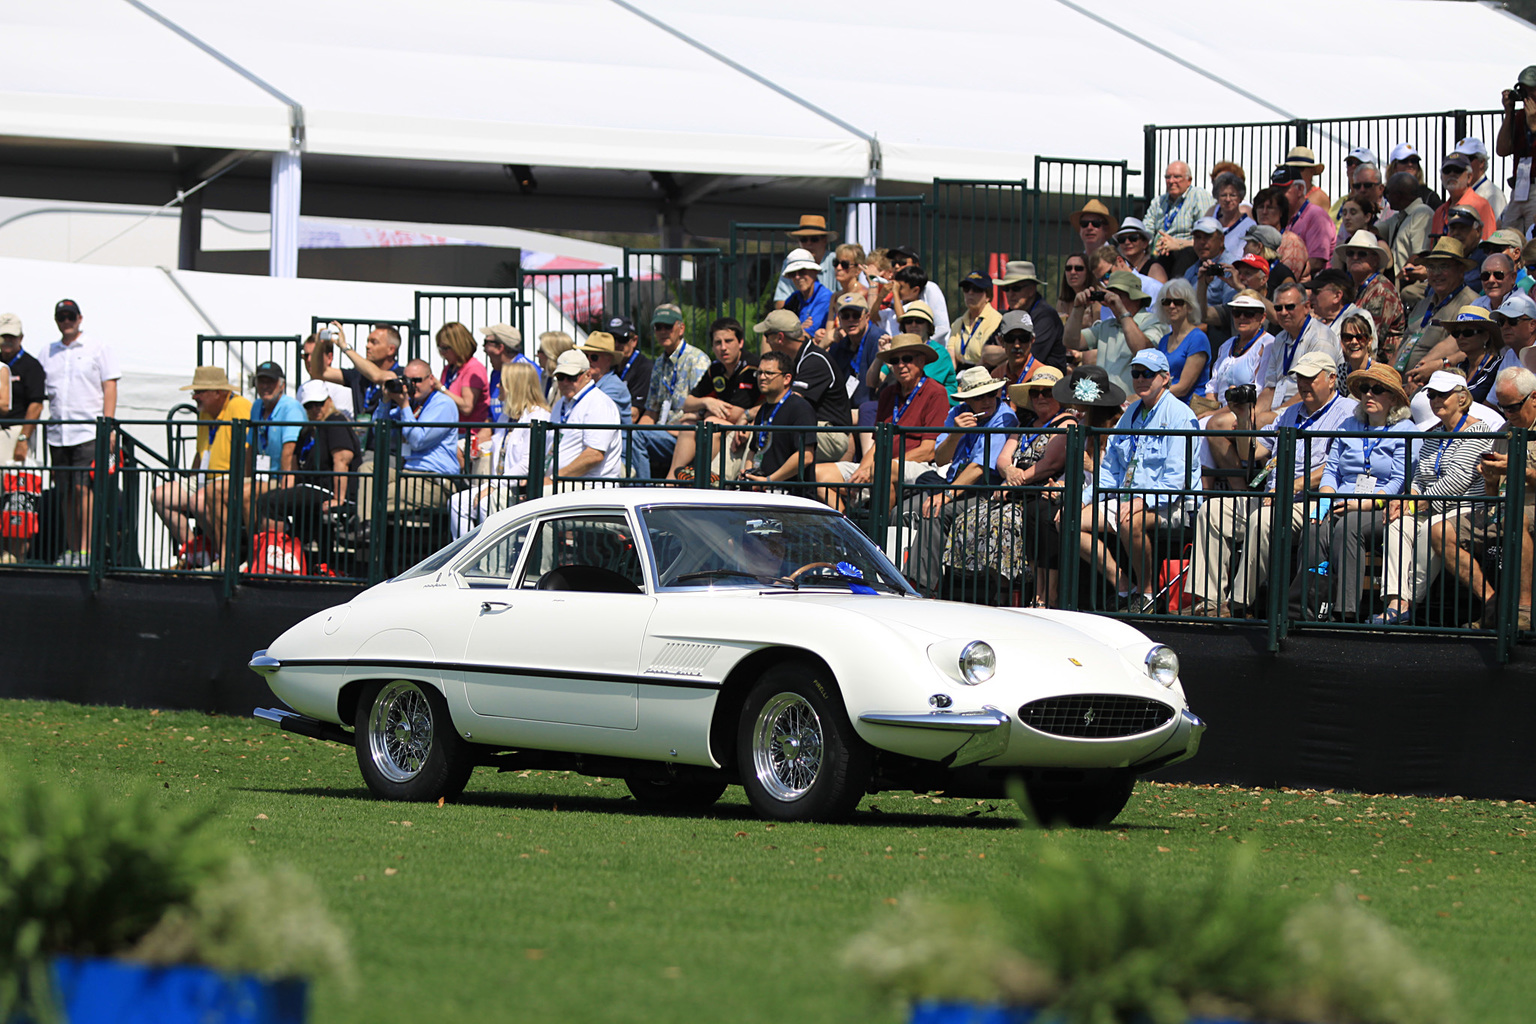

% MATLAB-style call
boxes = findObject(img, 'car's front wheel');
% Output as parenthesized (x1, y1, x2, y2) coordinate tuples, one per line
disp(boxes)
(1023, 769, 1136, 828)
(737, 661, 871, 822)
(624, 775, 729, 810)
(354, 680, 474, 802)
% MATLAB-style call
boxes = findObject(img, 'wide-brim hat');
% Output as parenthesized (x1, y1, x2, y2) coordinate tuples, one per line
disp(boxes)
(1417, 236, 1475, 269)
(579, 331, 618, 355)
(954, 366, 1007, 400)
(1071, 199, 1114, 230)
(1114, 217, 1152, 241)
(180, 366, 235, 392)
(1347, 362, 1408, 407)
(897, 300, 935, 326)
(1284, 145, 1324, 173)
(1007, 366, 1065, 407)
(787, 214, 837, 241)
(1338, 229, 1392, 272)
(877, 333, 939, 367)
(1051, 365, 1125, 408)
(1434, 305, 1498, 329)
(782, 246, 822, 276)
(996, 260, 1045, 287)
(1103, 269, 1148, 304)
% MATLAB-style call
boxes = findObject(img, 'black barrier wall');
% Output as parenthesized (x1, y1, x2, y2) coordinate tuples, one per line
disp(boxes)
(2, 573, 1531, 800)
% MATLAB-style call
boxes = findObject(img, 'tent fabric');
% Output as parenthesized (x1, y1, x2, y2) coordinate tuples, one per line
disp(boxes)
(0, 1, 1533, 182)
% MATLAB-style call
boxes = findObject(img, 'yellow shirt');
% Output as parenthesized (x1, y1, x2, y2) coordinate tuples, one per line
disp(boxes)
(947, 304, 1002, 366)
(196, 394, 253, 472)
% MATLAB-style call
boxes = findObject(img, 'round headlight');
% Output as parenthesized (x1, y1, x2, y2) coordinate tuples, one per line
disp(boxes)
(1145, 645, 1179, 688)
(958, 641, 996, 685)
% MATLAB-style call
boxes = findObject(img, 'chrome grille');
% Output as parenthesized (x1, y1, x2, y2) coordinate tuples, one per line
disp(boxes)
(1019, 694, 1174, 739)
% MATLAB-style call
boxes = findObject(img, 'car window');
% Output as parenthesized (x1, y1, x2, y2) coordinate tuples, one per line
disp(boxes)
(458, 523, 531, 587)
(517, 515, 645, 592)
(394, 527, 479, 581)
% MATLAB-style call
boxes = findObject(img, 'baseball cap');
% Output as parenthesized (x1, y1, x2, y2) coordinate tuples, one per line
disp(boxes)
(553, 350, 591, 376)
(1306, 268, 1353, 293)
(1226, 292, 1267, 311)
(651, 303, 684, 326)
(1495, 291, 1536, 321)
(960, 269, 993, 291)
(753, 309, 805, 338)
(1521, 66, 1536, 89)
(997, 310, 1034, 336)
(54, 299, 81, 320)
(1454, 137, 1488, 159)
(0, 313, 20, 337)
(1446, 205, 1480, 227)
(480, 323, 521, 347)
(1246, 224, 1283, 250)
(254, 360, 285, 380)
(887, 244, 920, 263)
(1425, 369, 1469, 394)
(1270, 166, 1306, 186)
(1288, 351, 1338, 379)
(1346, 146, 1377, 166)
(297, 379, 330, 405)
(1130, 350, 1170, 374)
(604, 315, 636, 337)
(1442, 153, 1472, 173)
(1388, 143, 1420, 163)
(1484, 228, 1526, 250)
(1232, 253, 1271, 275)
(835, 292, 868, 313)
(1192, 216, 1223, 235)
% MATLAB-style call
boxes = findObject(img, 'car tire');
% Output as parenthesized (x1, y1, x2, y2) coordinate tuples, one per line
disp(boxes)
(1023, 769, 1136, 828)
(354, 679, 475, 802)
(737, 661, 871, 822)
(624, 775, 729, 810)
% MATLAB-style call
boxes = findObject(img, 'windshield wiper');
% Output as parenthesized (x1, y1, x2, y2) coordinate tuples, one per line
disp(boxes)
(671, 569, 796, 589)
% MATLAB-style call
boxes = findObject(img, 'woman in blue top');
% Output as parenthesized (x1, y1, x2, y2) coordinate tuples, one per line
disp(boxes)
(1152, 278, 1211, 403)
(1292, 363, 1416, 620)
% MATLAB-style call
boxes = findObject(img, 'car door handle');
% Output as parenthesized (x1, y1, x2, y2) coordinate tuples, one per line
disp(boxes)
(480, 601, 511, 612)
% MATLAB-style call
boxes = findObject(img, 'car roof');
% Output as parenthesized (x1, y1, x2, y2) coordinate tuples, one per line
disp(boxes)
(477, 487, 835, 532)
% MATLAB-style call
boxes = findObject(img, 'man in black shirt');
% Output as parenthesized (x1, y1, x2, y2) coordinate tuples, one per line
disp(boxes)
(995, 261, 1069, 371)
(0, 313, 45, 465)
(667, 317, 760, 478)
(739, 350, 817, 484)
(754, 309, 851, 463)
(604, 315, 652, 423)
(255, 379, 360, 549)
(307, 321, 403, 420)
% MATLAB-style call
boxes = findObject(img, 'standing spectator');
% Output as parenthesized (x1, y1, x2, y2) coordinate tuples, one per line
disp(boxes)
(1258, 282, 1343, 425)
(1339, 230, 1406, 362)
(666, 317, 759, 479)
(782, 248, 834, 335)
(1073, 200, 1116, 255)
(1113, 219, 1166, 284)
(247, 361, 305, 530)
(151, 367, 251, 570)
(307, 322, 402, 420)
(1432, 154, 1497, 240)
(755, 309, 851, 463)
(450, 362, 549, 536)
(1153, 278, 1211, 403)
(1145, 161, 1216, 279)
(1271, 166, 1335, 275)
(1208, 171, 1256, 265)
(949, 270, 1003, 367)
(1187, 217, 1237, 336)
(434, 322, 489, 424)
(773, 215, 838, 307)
(472, 322, 517, 465)
(995, 261, 1068, 371)
(42, 299, 118, 566)
(604, 315, 652, 423)
(1094, 349, 1200, 611)
(738, 351, 817, 485)
(1396, 238, 1479, 382)
(1064, 270, 1167, 397)
(1281, 146, 1331, 208)
(1382, 172, 1435, 301)
(547, 351, 624, 488)
(1455, 137, 1507, 221)
(882, 246, 952, 351)
(361, 358, 459, 522)
(1251, 186, 1311, 281)
(254, 379, 360, 547)
(0, 313, 44, 465)
(632, 304, 709, 478)
(1496, 67, 1536, 233)
(300, 332, 354, 415)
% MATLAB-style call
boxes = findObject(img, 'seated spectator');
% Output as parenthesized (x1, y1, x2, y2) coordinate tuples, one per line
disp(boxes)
(995, 261, 1067, 370)
(902, 367, 1020, 596)
(1208, 171, 1256, 265)
(1205, 291, 1274, 408)
(783, 247, 834, 335)
(547, 350, 624, 488)
(1291, 363, 1416, 621)
(868, 300, 957, 402)
(1251, 186, 1310, 281)
(1396, 238, 1480, 382)
(1258, 282, 1343, 426)
(815, 335, 950, 513)
(1332, 192, 1382, 259)
(1381, 172, 1435, 303)
(773, 215, 838, 308)
(1074, 199, 1116, 254)
(1145, 161, 1215, 279)
(537, 331, 576, 401)
(667, 317, 759, 479)
(1473, 253, 1520, 314)
(1271, 165, 1335, 275)
(755, 309, 852, 464)
(738, 350, 817, 485)
(1335, 313, 1381, 398)
(479, 323, 540, 395)
(1063, 270, 1168, 397)
(825, 242, 869, 329)
(880, 247, 952, 352)
(151, 367, 252, 569)
(949, 270, 1003, 368)
(306, 322, 402, 421)
(1188, 352, 1355, 617)
(818, 293, 881, 399)
(359, 358, 461, 523)
(450, 361, 549, 537)
(943, 366, 1073, 605)
(1057, 252, 1095, 318)
(1498, 291, 1536, 374)
(1092, 350, 1200, 612)
(576, 332, 635, 428)
(1438, 307, 1503, 402)
(1306, 268, 1365, 340)
(988, 311, 1044, 400)
(1433, 154, 1497, 240)
(604, 316, 652, 422)
(434, 322, 489, 423)
(631, 304, 710, 478)
(1338, 230, 1405, 362)
(1186, 217, 1238, 336)
(1373, 371, 1495, 624)
(1431, 366, 1536, 629)
(254, 379, 360, 549)
(246, 360, 305, 520)
(1152, 278, 1211, 404)
(1113, 218, 1167, 284)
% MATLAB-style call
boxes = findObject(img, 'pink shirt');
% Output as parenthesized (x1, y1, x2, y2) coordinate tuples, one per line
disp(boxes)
(444, 355, 490, 422)
(1289, 200, 1337, 260)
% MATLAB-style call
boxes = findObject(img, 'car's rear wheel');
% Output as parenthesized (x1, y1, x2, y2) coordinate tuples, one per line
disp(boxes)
(354, 680, 474, 802)
(737, 661, 870, 822)
(1022, 769, 1136, 828)
(624, 775, 728, 810)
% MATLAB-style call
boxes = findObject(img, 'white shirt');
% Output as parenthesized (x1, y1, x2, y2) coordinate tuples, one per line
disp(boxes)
(487, 407, 551, 477)
(550, 383, 624, 478)
(43, 333, 121, 447)
(1206, 330, 1274, 401)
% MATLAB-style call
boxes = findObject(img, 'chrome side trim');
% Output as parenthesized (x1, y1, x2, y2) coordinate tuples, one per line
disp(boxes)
(858, 708, 1010, 733)
(249, 650, 281, 676)
(252, 707, 296, 724)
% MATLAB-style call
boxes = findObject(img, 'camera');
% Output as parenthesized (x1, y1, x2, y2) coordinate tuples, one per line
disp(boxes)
(1087, 288, 1107, 302)
(319, 328, 337, 342)
(1225, 383, 1257, 406)
(383, 376, 406, 394)
(1516, 82, 1529, 102)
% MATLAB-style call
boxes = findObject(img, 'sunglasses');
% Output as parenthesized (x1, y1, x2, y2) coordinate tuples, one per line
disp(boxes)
(1079, 219, 1109, 229)
(1129, 367, 1162, 379)
(1350, 181, 1379, 190)
(1357, 383, 1394, 397)
(1499, 394, 1534, 414)
(837, 310, 864, 320)
(1066, 264, 1088, 273)
(960, 283, 985, 293)
(404, 376, 427, 386)
(1161, 298, 1187, 307)
(554, 372, 582, 382)
(1341, 332, 1370, 342)
(892, 354, 923, 365)
(1003, 283, 1029, 292)
(1482, 270, 1508, 281)
(1425, 388, 1459, 400)
(1449, 327, 1488, 338)
(1276, 302, 1302, 312)
(834, 260, 855, 269)
(1232, 308, 1264, 319)
(55, 314, 78, 323)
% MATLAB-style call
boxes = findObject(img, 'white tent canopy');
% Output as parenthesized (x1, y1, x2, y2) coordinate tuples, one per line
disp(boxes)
(3, 0, 1534, 185)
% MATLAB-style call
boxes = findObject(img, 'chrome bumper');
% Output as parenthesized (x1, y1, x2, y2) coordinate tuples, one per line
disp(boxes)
(1131, 709, 1205, 771)
(858, 707, 1012, 767)
(249, 650, 281, 677)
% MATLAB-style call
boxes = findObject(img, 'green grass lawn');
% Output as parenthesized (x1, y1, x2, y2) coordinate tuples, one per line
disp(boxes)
(3, 697, 1533, 1023)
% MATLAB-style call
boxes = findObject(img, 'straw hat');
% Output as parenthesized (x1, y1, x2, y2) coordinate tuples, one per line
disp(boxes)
(579, 331, 618, 355)
(1071, 199, 1114, 229)
(1417, 236, 1475, 270)
(180, 366, 236, 392)
(1338, 229, 1392, 272)
(1283, 145, 1324, 173)
(1007, 366, 1065, 407)
(876, 334, 939, 367)
(1346, 362, 1408, 407)
(954, 365, 1006, 400)
(897, 300, 936, 326)
(787, 214, 837, 241)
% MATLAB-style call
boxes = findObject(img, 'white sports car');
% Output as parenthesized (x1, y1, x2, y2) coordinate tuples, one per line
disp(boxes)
(251, 489, 1203, 825)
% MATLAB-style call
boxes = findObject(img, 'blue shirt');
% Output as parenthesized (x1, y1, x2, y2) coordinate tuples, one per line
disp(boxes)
(594, 372, 634, 426)
(1320, 418, 1416, 495)
(1261, 394, 1359, 487)
(1157, 327, 1213, 403)
(936, 404, 1020, 483)
(784, 281, 834, 335)
(1099, 390, 1201, 507)
(510, 351, 543, 383)
(253, 394, 304, 467)
(380, 389, 460, 475)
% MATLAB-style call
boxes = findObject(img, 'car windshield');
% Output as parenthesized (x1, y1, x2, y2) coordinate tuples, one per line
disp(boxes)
(395, 527, 480, 581)
(642, 505, 913, 594)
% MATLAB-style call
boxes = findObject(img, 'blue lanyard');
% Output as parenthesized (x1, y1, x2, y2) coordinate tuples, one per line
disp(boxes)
(754, 392, 791, 451)
(3, 350, 22, 372)
(1359, 426, 1389, 481)
(1280, 318, 1312, 374)
(1296, 395, 1338, 431)
(617, 350, 638, 381)
(892, 378, 926, 424)
(1360, 273, 1379, 292)
(961, 313, 991, 350)
(948, 410, 996, 480)
(1019, 412, 1067, 455)
(441, 363, 459, 389)
(1013, 356, 1038, 385)
(1433, 414, 1469, 475)
(1288, 200, 1310, 229)
(296, 430, 316, 468)
(363, 361, 401, 412)
(487, 369, 502, 420)
(1161, 195, 1185, 232)
(1123, 400, 1157, 476)
(556, 384, 595, 424)
(255, 399, 275, 451)
(1420, 292, 1455, 329)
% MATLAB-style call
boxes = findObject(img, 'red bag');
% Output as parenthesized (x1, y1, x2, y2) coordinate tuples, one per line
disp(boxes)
(0, 471, 42, 539)
(1156, 546, 1193, 613)
(249, 530, 308, 575)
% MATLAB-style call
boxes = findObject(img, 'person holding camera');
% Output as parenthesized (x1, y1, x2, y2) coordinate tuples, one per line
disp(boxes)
(357, 358, 459, 525)
(1496, 67, 1536, 234)
(1063, 270, 1167, 398)
(306, 321, 403, 420)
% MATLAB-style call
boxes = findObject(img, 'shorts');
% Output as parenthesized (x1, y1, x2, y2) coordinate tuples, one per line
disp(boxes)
(828, 459, 938, 484)
(50, 441, 95, 490)
(1454, 506, 1536, 548)
(1090, 498, 1189, 534)
(814, 423, 852, 463)
(0, 424, 23, 465)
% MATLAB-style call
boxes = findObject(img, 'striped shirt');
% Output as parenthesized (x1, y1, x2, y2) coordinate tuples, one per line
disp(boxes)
(1412, 420, 1494, 516)
(1145, 186, 1216, 247)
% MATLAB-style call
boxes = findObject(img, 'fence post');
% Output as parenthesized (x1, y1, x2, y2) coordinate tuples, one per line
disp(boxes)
(1498, 428, 1527, 662)
(692, 422, 713, 486)
(1142, 126, 1157, 206)
(526, 421, 546, 502)
(222, 420, 247, 600)
(1453, 109, 1469, 146)
(1267, 427, 1298, 652)
(1292, 119, 1309, 148)
(869, 424, 894, 547)
(367, 421, 391, 585)
(88, 417, 112, 591)
(1058, 425, 1086, 611)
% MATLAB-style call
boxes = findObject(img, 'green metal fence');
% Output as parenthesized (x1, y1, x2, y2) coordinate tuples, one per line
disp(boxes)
(194, 336, 304, 395)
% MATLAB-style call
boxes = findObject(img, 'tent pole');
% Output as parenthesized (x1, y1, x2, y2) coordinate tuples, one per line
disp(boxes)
(269, 150, 301, 278)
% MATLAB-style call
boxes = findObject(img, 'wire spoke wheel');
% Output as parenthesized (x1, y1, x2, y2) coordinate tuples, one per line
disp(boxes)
(752, 692, 825, 801)
(368, 681, 435, 783)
